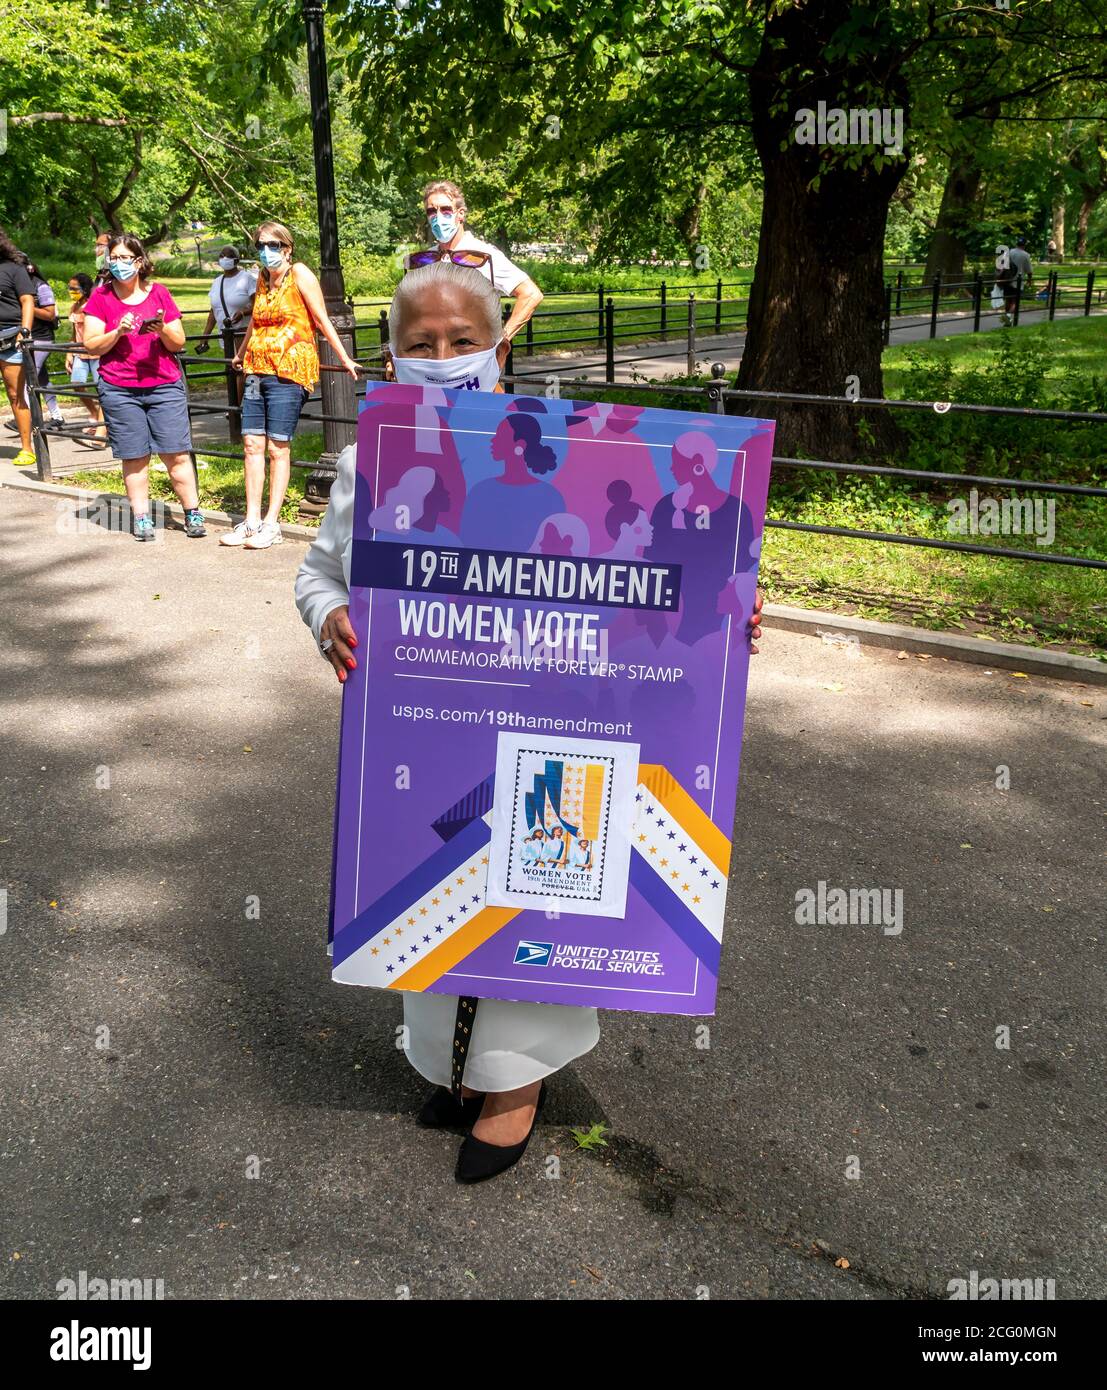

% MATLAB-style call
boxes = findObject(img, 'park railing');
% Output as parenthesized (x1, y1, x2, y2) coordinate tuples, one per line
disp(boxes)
(17, 336, 1105, 573)
(171, 280, 752, 383)
(167, 265, 1100, 382)
(882, 267, 1101, 342)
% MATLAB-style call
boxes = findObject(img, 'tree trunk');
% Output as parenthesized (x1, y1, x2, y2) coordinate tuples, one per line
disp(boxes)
(737, 0, 909, 460)
(1069, 133, 1106, 260)
(923, 129, 994, 285)
(1075, 197, 1094, 258)
(1051, 201, 1066, 260)
(678, 180, 708, 258)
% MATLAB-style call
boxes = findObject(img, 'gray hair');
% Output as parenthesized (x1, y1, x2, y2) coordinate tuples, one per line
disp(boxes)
(389, 262, 501, 346)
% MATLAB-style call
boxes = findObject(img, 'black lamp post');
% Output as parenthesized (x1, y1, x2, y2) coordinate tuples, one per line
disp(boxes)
(301, 0, 357, 515)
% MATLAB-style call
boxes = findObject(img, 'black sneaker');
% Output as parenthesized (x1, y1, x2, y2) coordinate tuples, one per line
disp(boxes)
(183, 509, 206, 538)
(133, 514, 155, 542)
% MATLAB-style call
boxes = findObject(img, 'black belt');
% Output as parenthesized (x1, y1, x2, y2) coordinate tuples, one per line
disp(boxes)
(450, 996, 479, 1097)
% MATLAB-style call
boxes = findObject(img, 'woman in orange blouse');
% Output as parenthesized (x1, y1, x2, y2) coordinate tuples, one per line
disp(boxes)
(226, 220, 359, 551)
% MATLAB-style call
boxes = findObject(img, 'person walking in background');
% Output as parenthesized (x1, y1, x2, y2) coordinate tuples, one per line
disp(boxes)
(996, 257, 1019, 328)
(1009, 237, 1033, 301)
(65, 272, 106, 440)
(0, 227, 37, 468)
(225, 220, 359, 551)
(80, 233, 206, 541)
(22, 259, 64, 426)
(195, 246, 257, 408)
(408, 179, 543, 345)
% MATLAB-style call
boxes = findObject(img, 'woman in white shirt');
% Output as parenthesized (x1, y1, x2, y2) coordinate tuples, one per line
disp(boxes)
(407, 179, 543, 345)
(195, 247, 258, 353)
(568, 837, 593, 871)
(520, 829, 545, 864)
(295, 262, 765, 1183)
(542, 826, 568, 866)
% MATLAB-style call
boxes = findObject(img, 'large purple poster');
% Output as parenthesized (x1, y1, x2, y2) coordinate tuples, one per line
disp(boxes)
(328, 383, 774, 1015)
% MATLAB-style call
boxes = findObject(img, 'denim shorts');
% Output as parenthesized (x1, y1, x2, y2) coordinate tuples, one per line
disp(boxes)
(240, 373, 309, 442)
(70, 356, 100, 386)
(98, 376, 192, 459)
(0, 345, 24, 365)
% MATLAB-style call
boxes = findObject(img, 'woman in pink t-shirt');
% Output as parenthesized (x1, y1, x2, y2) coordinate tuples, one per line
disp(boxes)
(82, 233, 205, 541)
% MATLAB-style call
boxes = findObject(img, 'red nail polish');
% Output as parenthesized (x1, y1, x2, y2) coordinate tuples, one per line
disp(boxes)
(338, 668, 346, 683)
(348, 635, 358, 647)
(346, 657, 356, 670)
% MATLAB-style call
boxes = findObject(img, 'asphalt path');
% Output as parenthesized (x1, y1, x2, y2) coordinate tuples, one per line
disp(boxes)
(0, 486, 1102, 1299)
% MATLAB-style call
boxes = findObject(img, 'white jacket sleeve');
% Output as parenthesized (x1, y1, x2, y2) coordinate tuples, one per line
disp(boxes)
(294, 443, 355, 644)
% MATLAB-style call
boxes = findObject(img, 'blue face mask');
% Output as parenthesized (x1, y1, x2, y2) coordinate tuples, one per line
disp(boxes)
(258, 245, 286, 270)
(429, 211, 458, 243)
(109, 261, 138, 282)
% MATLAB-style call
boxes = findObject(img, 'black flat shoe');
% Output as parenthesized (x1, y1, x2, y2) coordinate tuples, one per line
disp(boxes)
(455, 1082, 547, 1184)
(417, 1086, 485, 1129)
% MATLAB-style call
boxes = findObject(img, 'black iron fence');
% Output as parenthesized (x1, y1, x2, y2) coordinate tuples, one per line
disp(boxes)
(20, 262, 1102, 435)
(173, 265, 1102, 381)
(882, 268, 1101, 343)
(14, 333, 1105, 572)
(167, 282, 751, 384)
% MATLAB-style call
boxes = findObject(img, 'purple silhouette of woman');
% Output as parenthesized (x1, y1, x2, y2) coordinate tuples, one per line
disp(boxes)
(645, 431, 739, 645)
(369, 465, 457, 543)
(603, 479, 654, 558)
(461, 405, 564, 551)
(529, 512, 590, 556)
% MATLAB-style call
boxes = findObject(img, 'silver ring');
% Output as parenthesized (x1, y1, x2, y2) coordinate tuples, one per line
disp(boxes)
(320, 637, 335, 653)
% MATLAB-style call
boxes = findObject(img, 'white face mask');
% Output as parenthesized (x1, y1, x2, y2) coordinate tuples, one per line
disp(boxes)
(218, 257, 238, 271)
(390, 341, 502, 392)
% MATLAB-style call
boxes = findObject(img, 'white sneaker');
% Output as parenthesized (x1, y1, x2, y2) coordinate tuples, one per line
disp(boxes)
(220, 520, 258, 547)
(243, 520, 283, 550)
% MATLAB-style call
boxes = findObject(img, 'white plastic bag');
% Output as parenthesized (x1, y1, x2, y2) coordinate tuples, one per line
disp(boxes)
(990, 284, 1004, 310)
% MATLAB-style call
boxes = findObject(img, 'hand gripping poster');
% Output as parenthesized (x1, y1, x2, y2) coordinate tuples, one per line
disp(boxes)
(328, 383, 774, 1015)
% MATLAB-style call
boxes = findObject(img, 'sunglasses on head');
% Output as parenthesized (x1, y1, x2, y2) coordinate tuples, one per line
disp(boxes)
(255, 240, 287, 252)
(405, 248, 494, 284)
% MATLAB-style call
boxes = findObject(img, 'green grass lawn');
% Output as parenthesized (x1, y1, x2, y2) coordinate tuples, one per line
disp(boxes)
(882, 313, 1107, 394)
(759, 502, 1106, 658)
(58, 315, 1107, 659)
(765, 316, 1107, 657)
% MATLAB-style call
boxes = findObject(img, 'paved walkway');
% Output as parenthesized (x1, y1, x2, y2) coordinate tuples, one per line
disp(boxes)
(1, 486, 1101, 1298)
(509, 302, 1102, 387)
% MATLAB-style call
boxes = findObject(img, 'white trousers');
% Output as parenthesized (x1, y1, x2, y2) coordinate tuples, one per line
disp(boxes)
(402, 992, 600, 1092)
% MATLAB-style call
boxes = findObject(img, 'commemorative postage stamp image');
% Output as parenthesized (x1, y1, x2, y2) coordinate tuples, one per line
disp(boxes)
(486, 732, 640, 918)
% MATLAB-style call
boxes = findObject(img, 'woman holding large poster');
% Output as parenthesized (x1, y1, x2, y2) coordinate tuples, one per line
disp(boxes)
(297, 264, 599, 1183)
(296, 263, 765, 1185)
